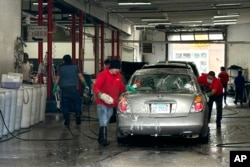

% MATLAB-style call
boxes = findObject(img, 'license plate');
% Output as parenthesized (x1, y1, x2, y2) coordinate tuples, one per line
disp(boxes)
(151, 104, 169, 113)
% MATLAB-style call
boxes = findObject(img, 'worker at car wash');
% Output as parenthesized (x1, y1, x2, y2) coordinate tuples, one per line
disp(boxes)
(21, 52, 33, 84)
(197, 71, 223, 128)
(53, 54, 89, 128)
(93, 59, 136, 146)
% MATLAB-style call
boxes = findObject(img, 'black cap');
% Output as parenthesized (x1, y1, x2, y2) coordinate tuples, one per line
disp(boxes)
(104, 59, 111, 66)
(109, 60, 121, 69)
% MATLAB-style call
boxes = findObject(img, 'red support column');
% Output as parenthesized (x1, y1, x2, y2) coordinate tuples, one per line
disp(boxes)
(79, 12, 83, 72)
(111, 30, 115, 59)
(94, 26, 98, 77)
(71, 14, 76, 63)
(117, 31, 120, 60)
(38, 0, 43, 84)
(47, 0, 53, 99)
(100, 22, 104, 70)
(78, 11, 83, 93)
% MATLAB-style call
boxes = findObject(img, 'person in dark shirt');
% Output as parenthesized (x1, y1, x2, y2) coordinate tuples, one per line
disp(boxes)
(234, 70, 245, 105)
(53, 55, 88, 128)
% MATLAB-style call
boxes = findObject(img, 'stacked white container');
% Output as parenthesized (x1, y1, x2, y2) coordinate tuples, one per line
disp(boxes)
(0, 91, 5, 138)
(8, 89, 17, 133)
(39, 84, 47, 122)
(30, 85, 37, 126)
(0, 88, 12, 136)
(15, 88, 24, 131)
(21, 85, 33, 129)
(35, 84, 42, 124)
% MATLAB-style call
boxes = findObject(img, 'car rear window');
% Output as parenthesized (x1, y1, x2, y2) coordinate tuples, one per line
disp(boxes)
(142, 64, 190, 69)
(130, 73, 196, 93)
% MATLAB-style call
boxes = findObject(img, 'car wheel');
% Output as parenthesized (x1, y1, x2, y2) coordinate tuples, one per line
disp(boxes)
(199, 135, 209, 144)
(116, 128, 128, 145)
(199, 128, 210, 144)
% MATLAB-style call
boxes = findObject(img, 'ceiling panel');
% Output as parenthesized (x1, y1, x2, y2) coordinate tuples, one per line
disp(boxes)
(22, 0, 250, 33)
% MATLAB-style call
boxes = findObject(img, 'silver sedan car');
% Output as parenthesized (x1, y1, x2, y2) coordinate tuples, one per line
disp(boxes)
(116, 68, 209, 144)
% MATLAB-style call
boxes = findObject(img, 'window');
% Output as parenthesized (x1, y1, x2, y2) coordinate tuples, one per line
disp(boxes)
(143, 43, 153, 53)
(168, 32, 224, 41)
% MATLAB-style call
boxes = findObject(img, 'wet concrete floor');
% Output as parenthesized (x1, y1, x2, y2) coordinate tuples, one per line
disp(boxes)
(0, 97, 250, 167)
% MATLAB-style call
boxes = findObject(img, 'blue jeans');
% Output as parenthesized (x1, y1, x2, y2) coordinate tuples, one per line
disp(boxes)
(97, 104, 113, 126)
(61, 86, 82, 119)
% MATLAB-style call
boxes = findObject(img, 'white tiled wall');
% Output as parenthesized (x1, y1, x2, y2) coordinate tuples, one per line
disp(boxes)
(0, 0, 21, 76)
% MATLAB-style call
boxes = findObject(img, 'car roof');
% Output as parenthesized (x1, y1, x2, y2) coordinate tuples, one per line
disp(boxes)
(142, 62, 192, 69)
(167, 61, 200, 77)
(143, 61, 200, 77)
(136, 67, 195, 75)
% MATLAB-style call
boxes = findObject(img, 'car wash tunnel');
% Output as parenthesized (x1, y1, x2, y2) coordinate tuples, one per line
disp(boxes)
(0, 93, 250, 167)
(2, 1, 250, 166)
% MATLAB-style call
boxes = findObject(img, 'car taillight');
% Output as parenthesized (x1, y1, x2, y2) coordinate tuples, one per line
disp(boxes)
(191, 95, 204, 112)
(194, 102, 204, 112)
(118, 96, 128, 113)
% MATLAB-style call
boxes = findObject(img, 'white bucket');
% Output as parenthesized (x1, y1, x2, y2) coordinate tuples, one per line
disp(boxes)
(39, 84, 47, 122)
(30, 85, 37, 126)
(21, 85, 33, 129)
(35, 85, 42, 124)
(0, 88, 12, 136)
(15, 88, 24, 131)
(8, 89, 17, 133)
(0, 91, 5, 138)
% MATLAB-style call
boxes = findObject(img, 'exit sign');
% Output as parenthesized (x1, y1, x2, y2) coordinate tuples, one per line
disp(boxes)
(27, 26, 47, 42)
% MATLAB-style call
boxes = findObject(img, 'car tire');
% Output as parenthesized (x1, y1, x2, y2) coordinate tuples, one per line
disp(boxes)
(116, 128, 128, 145)
(199, 135, 209, 144)
(199, 128, 210, 144)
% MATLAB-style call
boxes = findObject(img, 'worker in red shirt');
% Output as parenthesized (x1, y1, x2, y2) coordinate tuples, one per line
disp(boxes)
(218, 66, 229, 104)
(93, 59, 136, 146)
(197, 71, 223, 128)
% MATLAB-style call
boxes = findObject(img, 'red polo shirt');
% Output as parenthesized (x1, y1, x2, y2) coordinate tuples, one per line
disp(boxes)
(218, 71, 229, 85)
(197, 74, 223, 96)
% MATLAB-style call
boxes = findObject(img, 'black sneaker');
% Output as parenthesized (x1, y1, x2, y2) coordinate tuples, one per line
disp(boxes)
(234, 101, 237, 105)
(64, 120, 70, 128)
(216, 123, 221, 128)
(76, 117, 81, 125)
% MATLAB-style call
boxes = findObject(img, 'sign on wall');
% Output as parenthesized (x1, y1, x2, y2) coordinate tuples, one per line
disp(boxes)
(27, 26, 47, 42)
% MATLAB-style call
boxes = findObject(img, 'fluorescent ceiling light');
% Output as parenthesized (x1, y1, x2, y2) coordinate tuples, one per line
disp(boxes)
(32, 2, 48, 5)
(213, 22, 237, 25)
(141, 18, 168, 22)
(179, 21, 202, 24)
(134, 25, 155, 28)
(211, 3, 241, 8)
(213, 19, 237, 23)
(213, 13, 240, 19)
(148, 22, 171, 25)
(118, 2, 151, 5)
